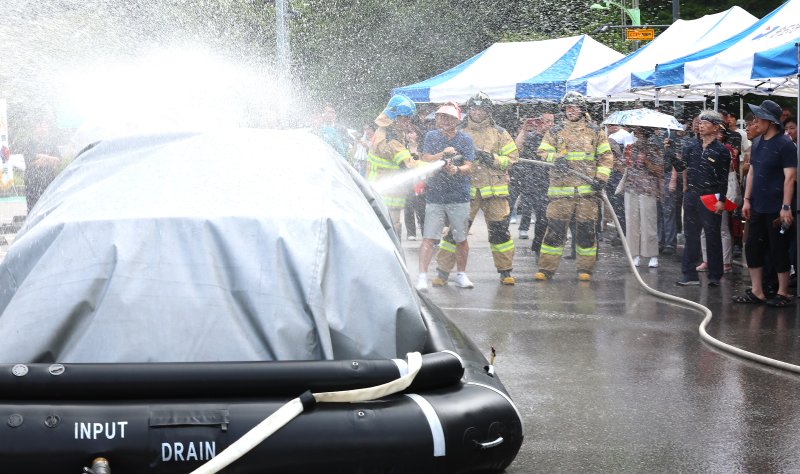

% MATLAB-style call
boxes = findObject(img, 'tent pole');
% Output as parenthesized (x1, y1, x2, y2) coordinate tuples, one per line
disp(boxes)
(655, 88, 660, 108)
(739, 97, 744, 129)
(713, 84, 720, 111)
(795, 42, 799, 298)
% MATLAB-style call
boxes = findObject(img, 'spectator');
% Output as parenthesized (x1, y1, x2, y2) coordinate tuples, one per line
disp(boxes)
(696, 125, 738, 274)
(673, 110, 731, 287)
(780, 106, 793, 125)
(604, 127, 626, 245)
(734, 100, 797, 306)
(350, 122, 375, 177)
(416, 102, 475, 291)
(312, 103, 353, 158)
(513, 112, 554, 249)
(623, 126, 663, 268)
(785, 116, 797, 145)
(659, 121, 689, 255)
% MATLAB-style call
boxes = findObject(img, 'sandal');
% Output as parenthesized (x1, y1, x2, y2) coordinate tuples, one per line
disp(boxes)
(766, 294, 794, 307)
(732, 289, 766, 304)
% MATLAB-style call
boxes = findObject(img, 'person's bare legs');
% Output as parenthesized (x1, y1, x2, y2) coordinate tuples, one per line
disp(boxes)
(748, 267, 766, 299)
(777, 271, 791, 297)
(419, 239, 437, 274)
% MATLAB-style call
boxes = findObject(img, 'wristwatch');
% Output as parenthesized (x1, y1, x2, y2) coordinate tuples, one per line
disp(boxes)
(782, 204, 791, 211)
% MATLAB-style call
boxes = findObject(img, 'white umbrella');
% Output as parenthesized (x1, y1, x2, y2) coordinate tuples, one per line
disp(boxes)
(602, 108, 684, 130)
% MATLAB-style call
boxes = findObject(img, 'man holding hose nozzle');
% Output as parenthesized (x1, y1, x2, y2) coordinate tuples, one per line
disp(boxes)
(416, 102, 475, 291)
(534, 91, 612, 282)
(432, 92, 519, 286)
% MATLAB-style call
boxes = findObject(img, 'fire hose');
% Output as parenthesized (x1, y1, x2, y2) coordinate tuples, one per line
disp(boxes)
(518, 157, 800, 374)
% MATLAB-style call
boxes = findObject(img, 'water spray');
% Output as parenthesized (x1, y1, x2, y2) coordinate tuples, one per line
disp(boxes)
(371, 159, 445, 195)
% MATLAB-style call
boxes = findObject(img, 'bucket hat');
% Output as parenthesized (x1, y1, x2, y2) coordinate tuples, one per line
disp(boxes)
(747, 99, 782, 125)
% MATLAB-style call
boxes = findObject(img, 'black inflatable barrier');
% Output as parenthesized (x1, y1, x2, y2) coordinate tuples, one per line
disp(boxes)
(0, 298, 523, 473)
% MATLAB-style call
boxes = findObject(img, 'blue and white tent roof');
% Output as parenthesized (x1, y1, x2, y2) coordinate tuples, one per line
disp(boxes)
(392, 35, 623, 104)
(654, 0, 800, 98)
(567, 6, 756, 101)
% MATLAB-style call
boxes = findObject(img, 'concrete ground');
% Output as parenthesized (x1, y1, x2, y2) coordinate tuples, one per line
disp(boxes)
(401, 212, 800, 473)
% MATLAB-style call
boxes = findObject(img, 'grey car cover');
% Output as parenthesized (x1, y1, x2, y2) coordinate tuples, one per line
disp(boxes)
(0, 129, 428, 363)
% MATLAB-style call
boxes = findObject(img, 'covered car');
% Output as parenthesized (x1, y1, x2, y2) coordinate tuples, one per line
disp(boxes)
(0, 129, 428, 362)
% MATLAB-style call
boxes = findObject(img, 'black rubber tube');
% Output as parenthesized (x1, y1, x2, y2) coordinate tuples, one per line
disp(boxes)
(0, 352, 464, 400)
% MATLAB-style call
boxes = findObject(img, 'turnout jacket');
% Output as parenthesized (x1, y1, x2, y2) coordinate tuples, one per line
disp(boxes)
(461, 117, 519, 198)
(367, 113, 417, 208)
(537, 117, 612, 198)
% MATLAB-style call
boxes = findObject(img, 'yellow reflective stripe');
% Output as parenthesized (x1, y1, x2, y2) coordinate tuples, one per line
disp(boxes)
(439, 240, 456, 253)
(576, 245, 597, 257)
(491, 240, 515, 253)
(382, 195, 406, 208)
(497, 155, 510, 171)
(500, 141, 517, 155)
(596, 142, 611, 155)
(566, 151, 593, 161)
(596, 166, 611, 179)
(544, 153, 556, 162)
(540, 244, 563, 256)
(368, 153, 400, 170)
(474, 185, 509, 198)
(393, 149, 412, 164)
(547, 185, 593, 197)
(539, 143, 556, 152)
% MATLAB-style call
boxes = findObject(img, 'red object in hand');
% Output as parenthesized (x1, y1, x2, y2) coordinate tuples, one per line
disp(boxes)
(413, 180, 426, 196)
(700, 193, 738, 212)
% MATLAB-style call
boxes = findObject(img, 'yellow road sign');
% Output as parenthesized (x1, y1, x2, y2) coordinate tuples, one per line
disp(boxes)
(626, 28, 654, 41)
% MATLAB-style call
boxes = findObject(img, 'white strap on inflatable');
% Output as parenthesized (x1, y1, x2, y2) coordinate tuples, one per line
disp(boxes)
(189, 397, 304, 474)
(315, 351, 422, 403)
(189, 352, 423, 474)
(405, 394, 446, 457)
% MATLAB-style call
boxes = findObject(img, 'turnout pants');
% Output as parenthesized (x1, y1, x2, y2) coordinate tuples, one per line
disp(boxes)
(437, 192, 514, 274)
(539, 196, 599, 275)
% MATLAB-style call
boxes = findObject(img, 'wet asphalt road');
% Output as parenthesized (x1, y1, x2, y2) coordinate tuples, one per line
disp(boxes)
(403, 215, 800, 473)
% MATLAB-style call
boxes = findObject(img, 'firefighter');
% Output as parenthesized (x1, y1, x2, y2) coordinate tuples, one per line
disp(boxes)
(433, 92, 519, 286)
(367, 94, 419, 235)
(534, 91, 612, 282)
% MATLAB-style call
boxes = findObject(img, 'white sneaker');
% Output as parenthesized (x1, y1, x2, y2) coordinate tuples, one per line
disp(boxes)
(633, 256, 640, 267)
(454, 272, 474, 289)
(519, 230, 529, 239)
(648, 257, 659, 268)
(510, 215, 518, 224)
(416, 274, 428, 291)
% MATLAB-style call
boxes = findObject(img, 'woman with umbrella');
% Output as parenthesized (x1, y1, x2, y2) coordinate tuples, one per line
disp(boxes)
(603, 109, 684, 269)
(622, 126, 664, 268)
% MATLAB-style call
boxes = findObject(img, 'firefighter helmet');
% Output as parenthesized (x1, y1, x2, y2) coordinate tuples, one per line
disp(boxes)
(383, 95, 417, 120)
(467, 92, 493, 111)
(560, 91, 587, 110)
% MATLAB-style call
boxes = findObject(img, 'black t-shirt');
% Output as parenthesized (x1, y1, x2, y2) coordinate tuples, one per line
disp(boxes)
(676, 138, 731, 198)
(749, 133, 797, 213)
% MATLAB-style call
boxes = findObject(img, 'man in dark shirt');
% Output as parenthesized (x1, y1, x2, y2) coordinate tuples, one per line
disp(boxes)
(416, 103, 475, 291)
(735, 100, 797, 306)
(672, 110, 731, 286)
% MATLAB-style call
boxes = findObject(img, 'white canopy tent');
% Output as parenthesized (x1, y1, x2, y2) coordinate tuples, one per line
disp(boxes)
(653, 0, 800, 99)
(392, 35, 623, 103)
(567, 6, 757, 102)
